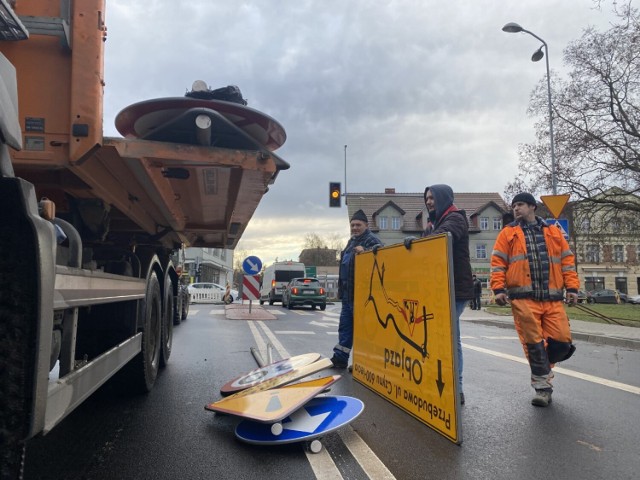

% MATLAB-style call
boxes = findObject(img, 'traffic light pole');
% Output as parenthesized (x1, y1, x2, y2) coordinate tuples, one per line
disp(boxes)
(344, 144, 347, 204)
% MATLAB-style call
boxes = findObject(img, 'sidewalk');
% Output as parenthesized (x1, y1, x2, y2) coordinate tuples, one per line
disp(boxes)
(461, 307, 640, 350)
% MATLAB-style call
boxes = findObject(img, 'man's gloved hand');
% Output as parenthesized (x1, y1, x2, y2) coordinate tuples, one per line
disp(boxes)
(404, 236, 417, 250)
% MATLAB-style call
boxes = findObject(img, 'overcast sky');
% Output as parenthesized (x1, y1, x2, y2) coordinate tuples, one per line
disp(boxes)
(102, 0, 617, 266)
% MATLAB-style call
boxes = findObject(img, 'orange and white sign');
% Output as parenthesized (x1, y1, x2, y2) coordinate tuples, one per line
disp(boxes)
(352, 234, 462, 444)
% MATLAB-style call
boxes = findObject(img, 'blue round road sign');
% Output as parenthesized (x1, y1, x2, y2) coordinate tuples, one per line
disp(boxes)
(242, 255, 262, 275)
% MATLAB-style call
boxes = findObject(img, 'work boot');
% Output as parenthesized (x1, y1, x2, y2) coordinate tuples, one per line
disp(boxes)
(531, 389, 553, 407)
(330, 355, 348, 369)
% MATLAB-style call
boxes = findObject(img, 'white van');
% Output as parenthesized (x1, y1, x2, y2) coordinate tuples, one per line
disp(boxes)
(259, 261, 306, 305)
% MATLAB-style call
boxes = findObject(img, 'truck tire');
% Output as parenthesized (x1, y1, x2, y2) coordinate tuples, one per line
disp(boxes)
(181, 294, 189, 321)
(122, 270, 162, 393)
(161, 279, 174, 367)
(1, 179, 41, 480)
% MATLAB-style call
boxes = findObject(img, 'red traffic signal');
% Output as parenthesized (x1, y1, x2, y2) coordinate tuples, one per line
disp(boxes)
(329, 182, 341, 207)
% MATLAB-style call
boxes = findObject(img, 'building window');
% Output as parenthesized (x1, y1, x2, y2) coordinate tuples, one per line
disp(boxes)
(378, 216, 388, 230)
(615, 277, 628, 294)
(476, 244, 487, 259)
(613, 245, 624, 263)
(391, 216, 401, 230)
(480, 217, 489, 230)
(586, 244, 600, 263)
(493, 217, 502, 230)
(585, 276, 604, 292)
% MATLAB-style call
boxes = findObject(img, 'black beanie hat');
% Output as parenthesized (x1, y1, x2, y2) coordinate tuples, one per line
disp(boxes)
(511, 192, 537, 208)
(351, 209, 368, 223)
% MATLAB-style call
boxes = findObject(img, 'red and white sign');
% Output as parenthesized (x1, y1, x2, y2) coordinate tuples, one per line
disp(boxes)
(242, 274, 260, 301)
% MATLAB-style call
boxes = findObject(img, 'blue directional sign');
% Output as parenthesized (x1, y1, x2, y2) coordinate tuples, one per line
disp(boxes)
(235, 395, 364, 445)
(546, 218, 569, 239)
(242, 255, 262, 275)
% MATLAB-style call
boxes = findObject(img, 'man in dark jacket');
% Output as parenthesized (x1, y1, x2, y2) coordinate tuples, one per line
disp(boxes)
(330, 209, 383, 369)
(405, 184, 474, 404)
(472, 275, 483, 310)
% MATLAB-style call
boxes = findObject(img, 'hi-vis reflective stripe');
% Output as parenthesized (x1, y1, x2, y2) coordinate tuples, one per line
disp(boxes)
(243, 274, 260, 300)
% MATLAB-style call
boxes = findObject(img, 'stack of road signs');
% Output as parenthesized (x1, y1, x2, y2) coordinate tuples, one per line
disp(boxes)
(205, 353, 365, 453)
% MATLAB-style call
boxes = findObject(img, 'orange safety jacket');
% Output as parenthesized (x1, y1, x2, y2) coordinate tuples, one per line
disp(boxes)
(490, 221, 579, 301)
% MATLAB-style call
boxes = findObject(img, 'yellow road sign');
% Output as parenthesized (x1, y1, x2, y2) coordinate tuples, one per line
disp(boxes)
(352, 234, 462, 444)
(540, 194, 570, 219)
(206, 374, 340, 422)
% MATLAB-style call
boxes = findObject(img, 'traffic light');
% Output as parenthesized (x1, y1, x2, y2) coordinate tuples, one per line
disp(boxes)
(329, 182, 341, 207)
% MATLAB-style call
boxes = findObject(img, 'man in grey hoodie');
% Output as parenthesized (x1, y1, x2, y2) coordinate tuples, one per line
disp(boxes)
(405, 184, 474, 404)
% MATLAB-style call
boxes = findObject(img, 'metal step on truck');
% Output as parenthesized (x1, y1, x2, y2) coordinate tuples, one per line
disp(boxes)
(0, 1, 289, 478)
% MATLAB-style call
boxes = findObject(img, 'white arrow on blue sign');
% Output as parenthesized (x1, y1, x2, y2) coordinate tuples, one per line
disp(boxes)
(242, 255, 263, 275)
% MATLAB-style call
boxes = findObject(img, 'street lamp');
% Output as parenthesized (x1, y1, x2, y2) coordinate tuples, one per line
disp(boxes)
(502, 22, 557, 195)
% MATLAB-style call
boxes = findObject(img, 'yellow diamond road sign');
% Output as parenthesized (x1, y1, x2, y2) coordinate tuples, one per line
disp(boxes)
(540, 194, 570, 219)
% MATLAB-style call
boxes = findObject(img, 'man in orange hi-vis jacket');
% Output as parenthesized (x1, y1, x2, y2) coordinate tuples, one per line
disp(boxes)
(490, 193, 580, 407)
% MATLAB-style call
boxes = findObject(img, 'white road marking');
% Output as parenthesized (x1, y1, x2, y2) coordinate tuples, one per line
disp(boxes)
(250, 321, 395, 480)
(274, 331, 315, 335)
(292, 310, 314, 316)
(256, 321, 291, 360)
(209, 310, 225, 315)
(310, 321, 334, 329)
(463, 343, 640, 395)
(320, 317, 339, 324)
(340, 427, 396, 479)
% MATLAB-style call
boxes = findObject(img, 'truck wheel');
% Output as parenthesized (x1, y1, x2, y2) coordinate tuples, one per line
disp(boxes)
(124, 270, 162, 393)
(181, 295, 190, 320)
(320, 304, 326, 311)
(161, 279, 174, 367)
(0, 189, 39, 480)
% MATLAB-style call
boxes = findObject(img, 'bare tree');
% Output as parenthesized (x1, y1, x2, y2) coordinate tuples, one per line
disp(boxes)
(505, 1, 640, 224)
(303, 233, 325, 249)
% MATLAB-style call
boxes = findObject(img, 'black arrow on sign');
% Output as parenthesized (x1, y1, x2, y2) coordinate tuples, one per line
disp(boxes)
(435, 359, 445, 397)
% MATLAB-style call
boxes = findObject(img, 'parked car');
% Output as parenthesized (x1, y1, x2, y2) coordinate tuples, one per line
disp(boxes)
(187, 282, 239, 304)
(587, 289, 621, 304)
(576, 290, 589, 304)
(627, 294, 640, 305)
(282, 277, 327, 310)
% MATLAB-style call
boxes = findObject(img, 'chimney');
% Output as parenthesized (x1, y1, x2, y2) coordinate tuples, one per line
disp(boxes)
(385, 188, 396, 194)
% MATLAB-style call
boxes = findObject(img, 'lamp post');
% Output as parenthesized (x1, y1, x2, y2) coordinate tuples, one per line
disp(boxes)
(502, 22, 557, 195)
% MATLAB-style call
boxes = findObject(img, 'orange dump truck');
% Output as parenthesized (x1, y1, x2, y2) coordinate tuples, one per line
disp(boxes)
(0, 1, 289, 477)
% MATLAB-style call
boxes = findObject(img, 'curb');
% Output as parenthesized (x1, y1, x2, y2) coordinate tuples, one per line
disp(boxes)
(224, 304, 277, 320)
